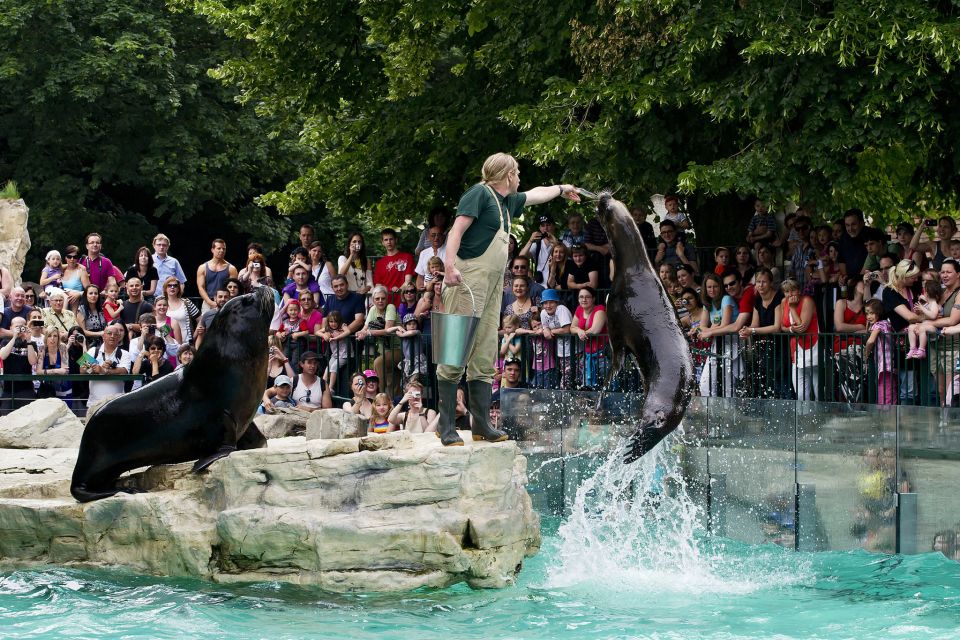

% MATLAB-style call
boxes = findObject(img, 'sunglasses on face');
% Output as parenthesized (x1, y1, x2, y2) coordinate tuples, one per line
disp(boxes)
(66, 254, 78, 259)
(724, 281, 738, 289)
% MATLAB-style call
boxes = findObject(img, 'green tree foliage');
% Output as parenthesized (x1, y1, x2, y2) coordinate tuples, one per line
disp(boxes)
(181, 0, 588, 232)
(509, 0, 960, 226)
(0, 0, 298, 271)
(186, 0, 960, 238)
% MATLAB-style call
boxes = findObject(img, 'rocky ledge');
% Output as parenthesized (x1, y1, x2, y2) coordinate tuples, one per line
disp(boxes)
(0, 402, 540, 592)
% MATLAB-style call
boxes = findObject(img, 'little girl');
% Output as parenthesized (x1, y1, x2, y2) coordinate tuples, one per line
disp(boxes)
(713, 246, 730, 275)
(499, 314, 523, 365)
(907, 279, 942, 359)
(102, 284, 124, 322)
(277, 299, 301, 361)
(368, 393, 394, 434)
(318, 310, 350, 390)
(864, 300, 895, 404)
(39, 250, 64, 296)
(529, 316, 557, 389)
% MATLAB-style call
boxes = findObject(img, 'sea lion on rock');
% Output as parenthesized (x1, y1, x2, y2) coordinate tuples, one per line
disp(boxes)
(71, 286, 274, 502)
(596, 193, 694, 463)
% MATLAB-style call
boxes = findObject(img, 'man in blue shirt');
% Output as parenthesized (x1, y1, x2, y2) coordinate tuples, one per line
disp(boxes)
(152, 234, 187, 286)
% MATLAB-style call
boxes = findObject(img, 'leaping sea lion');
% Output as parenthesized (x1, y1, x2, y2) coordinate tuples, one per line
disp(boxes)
(596, 193, 694, 463)
(71, 286, 274, 502)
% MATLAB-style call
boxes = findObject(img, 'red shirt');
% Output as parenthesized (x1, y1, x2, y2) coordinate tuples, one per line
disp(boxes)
(737, 285, 756, 316)
(374, 252, 415, 303)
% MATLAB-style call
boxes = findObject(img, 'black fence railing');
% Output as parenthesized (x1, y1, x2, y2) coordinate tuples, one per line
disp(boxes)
(4, 329, 957, 418)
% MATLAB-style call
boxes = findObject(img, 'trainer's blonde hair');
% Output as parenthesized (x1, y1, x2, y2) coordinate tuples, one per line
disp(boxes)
(481, 153, 518, 185)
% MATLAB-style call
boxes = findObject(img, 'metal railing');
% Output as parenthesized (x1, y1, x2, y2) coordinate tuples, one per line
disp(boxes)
(5, 328, 957, 416)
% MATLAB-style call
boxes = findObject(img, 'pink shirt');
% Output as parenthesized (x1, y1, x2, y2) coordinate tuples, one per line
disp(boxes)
(574, 304, 607, 354)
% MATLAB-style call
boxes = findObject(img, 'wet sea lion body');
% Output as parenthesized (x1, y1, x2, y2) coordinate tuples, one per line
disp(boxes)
(596, 193, 694, 463)
(71, 286, 274, 502)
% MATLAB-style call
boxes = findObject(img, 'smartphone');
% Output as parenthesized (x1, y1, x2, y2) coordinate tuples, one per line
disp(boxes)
(924, 219, 937, 227)
(252, 262, 261, 269)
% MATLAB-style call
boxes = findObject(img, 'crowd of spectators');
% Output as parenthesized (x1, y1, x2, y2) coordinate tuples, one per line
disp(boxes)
(666, 206, 960, 413)
(2, 200, 959, 419)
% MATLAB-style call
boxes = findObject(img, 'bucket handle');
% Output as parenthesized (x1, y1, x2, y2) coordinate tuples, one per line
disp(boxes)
(441, 281, 478, 317)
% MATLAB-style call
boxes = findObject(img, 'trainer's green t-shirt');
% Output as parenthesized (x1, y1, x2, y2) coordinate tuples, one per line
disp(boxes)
(456, 183, 526, 260)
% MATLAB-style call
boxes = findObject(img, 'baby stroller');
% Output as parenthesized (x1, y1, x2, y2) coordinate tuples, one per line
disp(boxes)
(833, 341, 865, 405)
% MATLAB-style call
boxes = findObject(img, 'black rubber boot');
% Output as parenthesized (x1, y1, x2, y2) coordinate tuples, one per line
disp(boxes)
(437, 380, 464, 446)
(467, 380, 508, 442)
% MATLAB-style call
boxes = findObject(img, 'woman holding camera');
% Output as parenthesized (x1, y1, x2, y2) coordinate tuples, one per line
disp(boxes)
(266, 335, 295, 389)
(388, 380, 438, 433)
(240, 253, 268, 292)
(910, 216, 958, 270)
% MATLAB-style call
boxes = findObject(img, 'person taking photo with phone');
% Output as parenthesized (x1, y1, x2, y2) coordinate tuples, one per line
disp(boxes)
(388, 380, 438, 433)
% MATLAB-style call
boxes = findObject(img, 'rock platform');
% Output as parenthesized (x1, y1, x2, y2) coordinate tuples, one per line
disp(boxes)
(0, 402, 540, 592)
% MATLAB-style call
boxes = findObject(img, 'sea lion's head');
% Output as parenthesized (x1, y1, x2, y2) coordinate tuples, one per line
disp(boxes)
(208, 285, 275, 348)
(596, 191, 642, 256)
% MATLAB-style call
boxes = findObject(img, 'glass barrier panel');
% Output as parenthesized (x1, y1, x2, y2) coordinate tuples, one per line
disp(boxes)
(678, 396, 710, 531)
(896, 404, 960, 559)
(703, 397, 797, 548)
(501, 388, 569, 515)
(795, 400, 896, 552)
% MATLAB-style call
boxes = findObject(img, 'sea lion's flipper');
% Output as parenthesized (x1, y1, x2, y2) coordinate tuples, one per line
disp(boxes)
(237, 423, 267, 450)
(192, 444, 237, 472)
(623, 427, 668, 464)
(192, 409, 246, 472)
(71, 484, 141, 503)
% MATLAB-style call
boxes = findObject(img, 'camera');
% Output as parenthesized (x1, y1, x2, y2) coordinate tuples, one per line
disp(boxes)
(411, 391, 421, 399)
(17, 326, 26, 333)
(924, 219, 937, 227)
(870, 271, 882, 281)
(252, 262, 261, 269)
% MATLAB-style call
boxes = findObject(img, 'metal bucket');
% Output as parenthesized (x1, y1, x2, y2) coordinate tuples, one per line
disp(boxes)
(432, 283, 481, 367)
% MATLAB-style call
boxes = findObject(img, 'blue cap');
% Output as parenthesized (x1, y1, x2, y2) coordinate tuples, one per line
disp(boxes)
(540, 289, 561, 303)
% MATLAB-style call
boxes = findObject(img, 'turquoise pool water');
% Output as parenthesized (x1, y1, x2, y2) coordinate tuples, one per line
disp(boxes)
(4, 444, 960, 640)
(2, 535, 959, 640)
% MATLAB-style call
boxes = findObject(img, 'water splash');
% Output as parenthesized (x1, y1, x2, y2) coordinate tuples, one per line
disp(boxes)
(547, 429, 806, 594)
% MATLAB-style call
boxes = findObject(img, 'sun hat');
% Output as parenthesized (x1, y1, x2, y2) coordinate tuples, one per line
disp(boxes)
(540, 289, 560, 303)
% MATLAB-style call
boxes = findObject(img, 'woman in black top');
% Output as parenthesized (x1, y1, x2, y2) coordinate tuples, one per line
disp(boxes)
(881, 260, 922, 332)
(882, 260, 923, 404)
(738, 268, 787, 397)
(124, 246, 160, 300)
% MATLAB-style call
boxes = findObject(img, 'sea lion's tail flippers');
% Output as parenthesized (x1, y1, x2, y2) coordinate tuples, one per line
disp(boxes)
(623, 427, 669, 464)
(71, 483, 141, 503)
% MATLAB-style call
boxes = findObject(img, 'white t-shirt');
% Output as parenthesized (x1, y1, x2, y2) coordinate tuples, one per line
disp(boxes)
(292, 374, 325, 409)
(540, 304, 573, 358)
(87, 345, 131, 405)
(415, 245, 447, 276)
